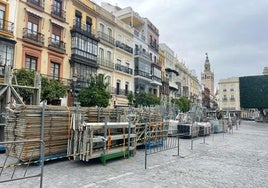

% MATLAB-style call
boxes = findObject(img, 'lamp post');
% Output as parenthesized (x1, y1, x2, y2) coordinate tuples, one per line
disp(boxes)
(72, 71, 78, 106)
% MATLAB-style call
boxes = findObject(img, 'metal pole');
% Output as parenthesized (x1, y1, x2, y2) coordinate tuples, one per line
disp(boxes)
(177, 129, 180, 156)
(127, 121, 130, 156)
(104, 116, 108, 156)
(191, 124, 193, 150)
(40, 100, 46, 188)
(144, 123, 148, 170)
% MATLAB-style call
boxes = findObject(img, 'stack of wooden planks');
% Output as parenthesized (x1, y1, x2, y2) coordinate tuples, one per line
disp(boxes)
(5, 105, 72, 161)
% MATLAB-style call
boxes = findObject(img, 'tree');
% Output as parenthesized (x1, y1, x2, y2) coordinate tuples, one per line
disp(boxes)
(12, 69, 35, 103)
(135, 92, 160, 107)
(13, 68, 68, 104)
(78, 74, 110, 107)
(41, 77, 68, 104)
(127, 91, 134, 106)
(172, 97, 191, 113)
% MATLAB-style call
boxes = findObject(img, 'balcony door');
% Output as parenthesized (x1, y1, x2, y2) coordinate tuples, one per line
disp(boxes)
(27, 14, 39, 40)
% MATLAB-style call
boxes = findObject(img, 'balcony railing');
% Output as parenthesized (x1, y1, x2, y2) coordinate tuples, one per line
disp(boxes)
(98, 31, 114, 45)
(72, 19, 97, 37)
(27, 0, 44, 10)
(151, 75, 162, 83)
(230, 98, 235, 101)
(134, 48, 151, 59)
(97, 58, 114, 69)
(149, 42, 159, 52)
(0, 19, 14, 34)
(115, 64, 133, 75)
(110, 87, 129, 96)
(115, 41, 133, 54)
(71, 47, 97, 62)
(134, 70, 151, 79)
(222, 98, 228, 102)
(51, 5, 66, 21)
(23, 28, 44, 45)
(48, 37, 66, 52)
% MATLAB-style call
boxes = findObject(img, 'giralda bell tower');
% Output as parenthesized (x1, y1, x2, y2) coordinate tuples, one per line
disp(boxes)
(201, 53, 214, 95)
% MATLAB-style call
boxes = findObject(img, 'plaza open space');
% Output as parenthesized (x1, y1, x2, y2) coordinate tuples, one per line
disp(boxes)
(1, 120, 268, 188)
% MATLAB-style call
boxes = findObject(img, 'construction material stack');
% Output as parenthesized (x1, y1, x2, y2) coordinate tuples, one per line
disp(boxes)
(4, 105, 70, 161)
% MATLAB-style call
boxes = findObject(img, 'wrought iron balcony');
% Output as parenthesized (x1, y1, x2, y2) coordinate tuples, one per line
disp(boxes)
(115, 64, 133, 75)
(134, 48, 151, 59)
(110, 87, 129, 96)
(0, 19, 14, 34)
(97, 58, 114, 69)
(72, 19, 97, 38)
(134, 70, 151, 79)
(27, 0, 44, 10)
(98, 31, 114, 45)
(51, 5, 66, 21)
(23, 28, 44, 45)
(151, 75, 162, 83)
(48, 37, 66, 52)
(115, 41, 133, 54)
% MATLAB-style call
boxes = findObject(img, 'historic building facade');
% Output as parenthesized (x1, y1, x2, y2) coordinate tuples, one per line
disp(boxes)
(218, 77, 240, 112)
(201, 53, 214, 95)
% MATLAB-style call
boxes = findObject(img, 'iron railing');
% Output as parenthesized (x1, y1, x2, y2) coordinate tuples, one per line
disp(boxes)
(0, 19, 14, 34)
(23, 28, 44, 45)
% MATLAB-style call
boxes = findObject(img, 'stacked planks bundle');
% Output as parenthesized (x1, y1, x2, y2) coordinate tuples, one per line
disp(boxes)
(67, 119, 136, 165)
(4, 105, 72, 161)
(83, 107, 125, 123)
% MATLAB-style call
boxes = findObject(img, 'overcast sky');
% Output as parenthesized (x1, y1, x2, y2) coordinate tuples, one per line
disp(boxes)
(95, 0, 268, 88)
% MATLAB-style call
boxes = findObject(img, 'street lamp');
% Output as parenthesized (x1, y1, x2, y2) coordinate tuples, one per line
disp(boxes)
(72, 69, 79, 107)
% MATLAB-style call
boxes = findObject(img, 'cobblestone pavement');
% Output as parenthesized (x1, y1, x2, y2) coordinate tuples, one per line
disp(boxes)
(1, 121, 268, 188)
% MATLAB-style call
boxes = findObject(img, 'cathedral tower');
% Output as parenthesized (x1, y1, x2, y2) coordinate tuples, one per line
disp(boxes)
(201, 53, 214, 95)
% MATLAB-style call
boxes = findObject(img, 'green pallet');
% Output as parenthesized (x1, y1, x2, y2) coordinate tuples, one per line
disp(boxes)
(100, 150, 130, 165)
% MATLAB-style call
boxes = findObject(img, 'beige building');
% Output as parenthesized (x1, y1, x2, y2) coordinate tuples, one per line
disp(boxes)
(112, 18, 134, 107)
(218, 77, 240, 111)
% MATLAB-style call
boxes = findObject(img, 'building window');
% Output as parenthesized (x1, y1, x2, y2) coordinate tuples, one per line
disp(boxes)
(71, 33, 98, 60)
(116, 80, 120, 95)
(50, 61, 60, 80)
(0, 4, 6, 30)
(99, 23, 104, 33)
(125, 82, 129, 95)
(223, 89, 227, 92)
(99, 48, 104, 61)
(0, 41, 14, 67)
(107, 51, 111, 62)
(126, 62, 129, 68)
(53, 0, 62, 17)
(27, 14, 39, 38)
(117, 59, 121, 65)
(230, 88, 234, 92)
(108, 28, 112, 37)
(86, 16, 92, 33)
(51, 24, 61, 45)
(25, 55, 37, 71)
(75, 10, 82, 28)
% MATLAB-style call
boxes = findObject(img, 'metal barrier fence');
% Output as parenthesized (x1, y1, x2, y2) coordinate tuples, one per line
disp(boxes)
(144, 121, 180, 169)
(0, 140, 44, 188)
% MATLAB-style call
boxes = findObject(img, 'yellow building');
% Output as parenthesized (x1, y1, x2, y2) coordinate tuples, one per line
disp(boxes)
(15, 0, 69, 79)
(0, 0, 16, 73)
